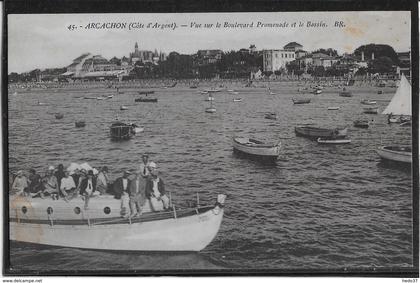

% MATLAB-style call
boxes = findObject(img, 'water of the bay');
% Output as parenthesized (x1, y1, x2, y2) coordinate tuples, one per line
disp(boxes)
(7, 81, 413, 272)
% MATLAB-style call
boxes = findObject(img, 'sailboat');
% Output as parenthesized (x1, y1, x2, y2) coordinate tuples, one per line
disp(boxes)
(376, 74, 412, 164)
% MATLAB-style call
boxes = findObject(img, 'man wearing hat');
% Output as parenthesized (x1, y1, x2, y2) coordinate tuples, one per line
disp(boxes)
(11, 170, 28, 196)
(145, 162, 170, 211)
(139, 154, 152, 178)
(112, 170, 131, 217)
(128, 170, 146, 217)
(96, 166, 109, 195)
(41, 166, 59, 199)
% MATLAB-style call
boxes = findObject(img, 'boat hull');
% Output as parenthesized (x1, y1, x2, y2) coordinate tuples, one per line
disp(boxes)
(295, 127, 347, 140)
(317, 138, 351, 144)
(376, 146, 412, 164)
(232, 138, 280, 160)
(10, 207, 224, 252)
(292, 99, 311, 104)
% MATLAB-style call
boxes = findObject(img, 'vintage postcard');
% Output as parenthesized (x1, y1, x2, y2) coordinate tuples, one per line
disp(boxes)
(3, 0, 418, 277)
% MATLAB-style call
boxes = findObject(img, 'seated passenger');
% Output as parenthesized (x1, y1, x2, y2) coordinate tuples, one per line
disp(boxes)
(113, 171, 131, 217)
(79, 170, 97, 209)
(11, 170, 28, 196)
(145, 162, 170, 211)
(26, 169, 42, 197)
(79, 170, 97, 197)
(41, 166, 59, 199)
(96, 166, 109, 195)
(60, 169, 76, 201)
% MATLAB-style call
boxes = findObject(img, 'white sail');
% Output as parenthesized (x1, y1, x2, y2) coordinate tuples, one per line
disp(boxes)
(382, 74, 412, 115)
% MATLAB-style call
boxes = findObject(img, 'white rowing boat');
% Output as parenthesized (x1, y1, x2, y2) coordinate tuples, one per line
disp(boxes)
(317, 138, 351, 144)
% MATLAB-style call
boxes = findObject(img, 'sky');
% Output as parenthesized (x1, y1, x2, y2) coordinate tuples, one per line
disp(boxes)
(8, 11, 411, 73)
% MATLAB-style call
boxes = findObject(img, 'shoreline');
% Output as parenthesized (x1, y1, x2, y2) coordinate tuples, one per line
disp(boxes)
(8, 76, 399, 91)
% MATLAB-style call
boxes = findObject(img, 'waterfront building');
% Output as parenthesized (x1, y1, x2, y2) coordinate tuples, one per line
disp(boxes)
(63, 53, 93, 77)
(196, 50, 223, 65)
(262, 49, 295, 72)
(311, 52, 339, 68)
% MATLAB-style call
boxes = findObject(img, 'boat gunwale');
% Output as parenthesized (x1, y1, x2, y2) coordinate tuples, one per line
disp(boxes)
(10, 205, 216, 226)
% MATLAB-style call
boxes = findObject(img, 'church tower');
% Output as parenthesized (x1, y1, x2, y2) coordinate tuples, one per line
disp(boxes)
(135, 42, 139, 54)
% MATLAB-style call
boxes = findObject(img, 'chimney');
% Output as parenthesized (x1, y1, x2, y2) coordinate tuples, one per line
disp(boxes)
(361, 51, 364, 62)
(371, 52, 374, 60)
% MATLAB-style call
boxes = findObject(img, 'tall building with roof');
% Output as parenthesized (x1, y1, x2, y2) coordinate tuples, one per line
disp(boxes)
(262, 49, 295, 72)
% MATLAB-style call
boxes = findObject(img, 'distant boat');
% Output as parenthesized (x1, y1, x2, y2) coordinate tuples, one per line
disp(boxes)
(138, 91, 155, 95)
(292, 98, 311, 104)
(135, 97, 158, 103)
(363, 106, 379, 114)
(313, 89, 322, 95)
(83, 97, 97, 100)
(199, 91, 208, 95)
(232, 137, 281, 161)
(205, 89, 222, 93)
(128, 123, 144, 134)
(110, 122, 135, 140)
(96, 97, 105, 100)
(317, 138, 351, 144)
(339, 89, 352, 97)
(353, 120, 370, 128)
(205, 100, 216, 113)
(75, 121, 86, 128)
(37, 101, 47, 106)
(55, 113, 64, 119)
(233, 98, 242, 102)
(120, 106, 129, 110)
(106, 95, 114, 99)
(377, 90, 383, 94)
(376, 146, 411, 164)
(295, 126, 348, 140)
(377, 74, 412, 164)
(264, 113, 277, 120)
(361, 99, 377, 105)
(328, 106, 340, 110)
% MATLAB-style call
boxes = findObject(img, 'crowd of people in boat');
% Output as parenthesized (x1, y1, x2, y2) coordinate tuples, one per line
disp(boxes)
(10, 154, 170, 217)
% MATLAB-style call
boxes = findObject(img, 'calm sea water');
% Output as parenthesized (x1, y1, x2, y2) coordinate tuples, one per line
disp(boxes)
(7, 82, 413, 272)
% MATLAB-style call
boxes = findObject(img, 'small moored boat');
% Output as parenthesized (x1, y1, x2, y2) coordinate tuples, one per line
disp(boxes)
(313, 89, 322, 95)
(317, 138, 351, 144)
(264, 113, 277, 120)
(361, 99, 377, 105)
(363, 106, 379, 114)
(75, 121, 86, 128)
(292, 98, 311, 104)
(232, 137, 281, 161)
(353, 120, 369, 128)
(376, 146, 411, 164)
(233, 98, 242, 102)
(120, 106, 129, 110)
(339, 90, 352, 97)
(328, 107, 340, 110)
(295, 126, 348, 140)
(135, 98, 158, 103)
(138, 90, 155, 95)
